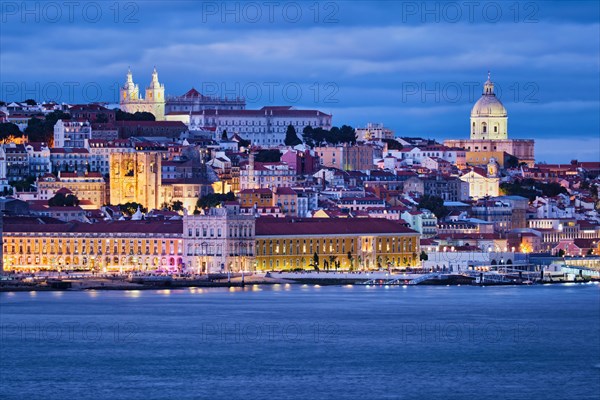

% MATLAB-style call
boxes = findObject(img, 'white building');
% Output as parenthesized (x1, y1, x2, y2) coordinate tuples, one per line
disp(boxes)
(119, 68, 166, 121)
(54, 119, 91, 148)
(355, 123, 394, 141)
(240, 154, 296, 191)
(401, 209, 438, 237)
(183, 204, 255, 273)
(460, 158, 500, 199)
(25, 143, 51, 177)
(165, 106, 332, 147)
(85, 139, 136, 175)
(388, 145, 466, 168)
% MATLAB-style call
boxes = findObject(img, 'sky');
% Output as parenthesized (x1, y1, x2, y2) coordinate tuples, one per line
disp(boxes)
(1, 1, 599, 162)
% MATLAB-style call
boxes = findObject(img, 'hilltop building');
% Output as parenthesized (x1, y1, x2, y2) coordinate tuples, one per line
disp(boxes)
(445, 73, 535, 166)
(119, 68, 165, 121)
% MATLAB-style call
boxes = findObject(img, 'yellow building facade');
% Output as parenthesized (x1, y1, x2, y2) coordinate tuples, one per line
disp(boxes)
(2, 220, 183, 272)
(254, 218, 419, 271)
(109, 152, 162, 209)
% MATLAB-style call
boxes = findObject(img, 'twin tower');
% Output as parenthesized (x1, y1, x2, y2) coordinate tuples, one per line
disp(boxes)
(119, 67, 165, 120)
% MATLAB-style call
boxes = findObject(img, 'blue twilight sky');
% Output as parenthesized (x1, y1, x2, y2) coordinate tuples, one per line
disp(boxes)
(0, 1, 598, 162)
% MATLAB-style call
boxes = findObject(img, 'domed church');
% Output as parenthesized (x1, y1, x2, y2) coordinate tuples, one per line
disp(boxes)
(445, 73, 534, 167)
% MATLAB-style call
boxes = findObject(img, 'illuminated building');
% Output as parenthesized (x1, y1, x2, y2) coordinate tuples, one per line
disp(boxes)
(119, 68, 165, 121)
(54, 119, 91, 148)
(254, 218, 420, 271)
(444, 73, 535, 166)
(2, 218, 183, 272)
(37, 171, 107, 208)
(109, 152, 162, 210)
(460, 158, 500, 199)
(183, 203, 255, 273)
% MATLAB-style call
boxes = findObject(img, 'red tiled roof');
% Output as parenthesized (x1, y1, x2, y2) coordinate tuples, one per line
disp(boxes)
(256, 217, 417, 236)
(275, 187, 297, 195)
(115, 121, 187, 127)
(167, 106, 331, 118)
(239, 188, 273, 195)
(3, 220, 183, 234)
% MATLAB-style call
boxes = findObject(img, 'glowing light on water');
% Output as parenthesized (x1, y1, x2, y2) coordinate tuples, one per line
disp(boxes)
(125, 290, 141, 298)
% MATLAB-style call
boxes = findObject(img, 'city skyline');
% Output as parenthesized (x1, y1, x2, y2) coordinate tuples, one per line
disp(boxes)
(1, 1, 599, 163)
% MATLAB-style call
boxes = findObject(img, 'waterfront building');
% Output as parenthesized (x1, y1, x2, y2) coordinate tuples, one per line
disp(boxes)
(254, 218, 420, 271)
(444, 73, 535, 166)
(2, 218, 183, 272)
(183, 203, 255, 273)
(119, 68, 166, 120)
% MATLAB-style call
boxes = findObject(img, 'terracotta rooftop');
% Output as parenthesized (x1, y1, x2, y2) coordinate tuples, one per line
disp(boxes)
(255, 217, 417, 236)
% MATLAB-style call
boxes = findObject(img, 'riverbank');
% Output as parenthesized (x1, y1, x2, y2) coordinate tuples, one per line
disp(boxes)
(0, 273, 292, 292)
(1, 270, 596, 292)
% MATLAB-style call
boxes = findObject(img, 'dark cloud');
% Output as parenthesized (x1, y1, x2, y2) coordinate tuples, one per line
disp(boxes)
(0, 1, 598, 162)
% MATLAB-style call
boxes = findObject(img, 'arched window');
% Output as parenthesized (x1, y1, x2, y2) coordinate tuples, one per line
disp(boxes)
(482, 122, 487, 133)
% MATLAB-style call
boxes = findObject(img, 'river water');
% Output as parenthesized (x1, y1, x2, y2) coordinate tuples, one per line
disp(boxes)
(1, 284, 599, 400)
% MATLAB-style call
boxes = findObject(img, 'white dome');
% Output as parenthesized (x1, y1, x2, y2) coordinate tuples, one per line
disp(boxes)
(471, 94, 507, 117)
(471, 75, 506, 118)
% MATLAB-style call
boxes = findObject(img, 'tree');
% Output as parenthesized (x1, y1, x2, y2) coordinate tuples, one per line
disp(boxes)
(48, 193, 79, 207)
(115, 109, 155, 121)
(23, 99, 37, 106)
(302, 126, 315, 147)
(347, 251, 354, 271)
(557, 249, 565, 257)
(302, 124, 357, 147)
(254, 149, 281, 163)
(500, 179, 568, 201)
(95, 113, 109, 123)
(221, 130, 228, 141)
(419, 250, 429, 261)
(0, 123, 22, 142)
(119, 202, 147, 216)
(504, 155, 519, 169)
(312, 252, 320, 271)
(9, 175, 36, 192)
(170, 200, 184, 212)
(24, 110, 71, 143)
(284, 124, 302, 146)
(418, 195, 448, 219)
(382, 138, 403, 150)
(328, 255, 337, 272)
(196, 192, 236, 210)
(237, 138, 251, 149)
